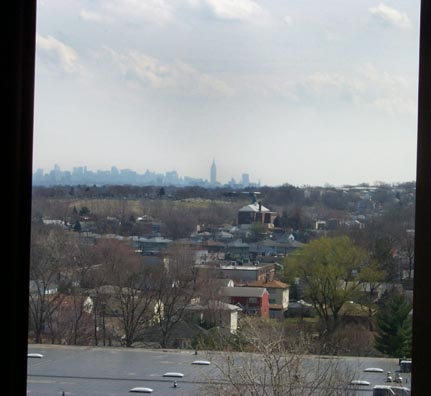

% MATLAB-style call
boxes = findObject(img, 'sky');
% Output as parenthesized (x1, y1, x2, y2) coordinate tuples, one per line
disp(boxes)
(33, 0, 421, 187)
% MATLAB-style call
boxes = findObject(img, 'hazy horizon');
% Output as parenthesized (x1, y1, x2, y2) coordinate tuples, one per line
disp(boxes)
(33, 161, 417, 188)
(33, 1, 420, 187)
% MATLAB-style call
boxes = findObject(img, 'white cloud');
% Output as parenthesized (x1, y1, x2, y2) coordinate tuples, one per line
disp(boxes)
(36, 34, 85, 76)
(359, 63, 416, 115)
(369, 3, 411, 29)
(373, 96, 416, 115)
(206, 0, 263, 20)
(359, 63, 409, 89)
(283, 15, 293, 26)
(273, 72, 365, 104)
(105, 48, 233, 96)
(190, 0, 264, 21)
(273, 65, 416, 115)
(305, 72, 364, 95)
(80, 9, 113, 23)
(105, 0, 173, 24)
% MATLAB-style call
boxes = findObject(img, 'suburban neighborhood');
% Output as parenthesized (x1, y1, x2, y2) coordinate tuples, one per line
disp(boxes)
(29, 181, 415, 361)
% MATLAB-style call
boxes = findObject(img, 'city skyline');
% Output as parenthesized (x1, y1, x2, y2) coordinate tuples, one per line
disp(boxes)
(33, 161, 262, 188)
(33, 161, 414, 188)
(33, 1, 420, 186)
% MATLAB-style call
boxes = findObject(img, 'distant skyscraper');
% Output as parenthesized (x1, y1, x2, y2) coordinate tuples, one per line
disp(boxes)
(242, 173, 250, 187)
(210, 159, 217, 185)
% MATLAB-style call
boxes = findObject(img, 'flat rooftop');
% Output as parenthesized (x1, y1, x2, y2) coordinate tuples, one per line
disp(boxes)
(27, 344, 411, 396)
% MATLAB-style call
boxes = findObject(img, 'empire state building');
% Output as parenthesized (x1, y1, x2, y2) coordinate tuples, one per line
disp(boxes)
(210, 159, 217, 185)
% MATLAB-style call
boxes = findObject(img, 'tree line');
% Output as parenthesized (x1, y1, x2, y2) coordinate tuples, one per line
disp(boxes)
(284, 236, 412, 358)
(28, 224, 202, 348)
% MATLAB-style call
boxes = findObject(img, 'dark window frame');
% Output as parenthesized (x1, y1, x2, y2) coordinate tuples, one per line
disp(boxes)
(6, 1, 430, 394)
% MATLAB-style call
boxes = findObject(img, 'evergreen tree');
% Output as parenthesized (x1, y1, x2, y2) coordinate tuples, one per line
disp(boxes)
(79, 206, 90, 216)
(73, 220, 82, 232)
(375, 293, 412, 357)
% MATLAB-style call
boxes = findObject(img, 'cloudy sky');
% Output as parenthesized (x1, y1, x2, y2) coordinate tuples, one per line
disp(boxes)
(33, 0, 421, 186)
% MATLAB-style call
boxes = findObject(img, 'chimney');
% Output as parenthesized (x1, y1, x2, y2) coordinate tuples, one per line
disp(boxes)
(258, 201, 262, 212)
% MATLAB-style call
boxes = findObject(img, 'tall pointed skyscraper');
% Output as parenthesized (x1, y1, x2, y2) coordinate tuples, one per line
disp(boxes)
(210, 159, 217, 185)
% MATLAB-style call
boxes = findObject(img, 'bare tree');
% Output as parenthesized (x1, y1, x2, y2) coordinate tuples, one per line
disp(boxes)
(58, 240, 97, 345)
(44, 291, 93, 345)
(163, 206, 197, 240)
(31, 197, 71, 224)
(29, 225, 70, 343)
(93, 238, 156, 347)
(89, 282, 110, 346)
(398, 230, 415, 280)
(152, 244, 199, 347)
(200, 318, 358, 396)
(112, 270, 156, 347)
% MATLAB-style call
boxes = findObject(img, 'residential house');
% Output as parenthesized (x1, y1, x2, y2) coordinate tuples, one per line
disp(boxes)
(190, 231, 212, 242)
(226, 239, 250, 261)
(315, 220, 327, 230)
(215, 230, 234, 242)
(42, 219, 68, 228)
(185, 300, 242, 334)
(133, 236, 172, 255)
(247, 279, 289, 318)
(134, 220, 164, 236)
(249, 240, 278, 256)
(284, 300, 316, 318)
(221, 286, 269, 318)
(274, 234, 305, 254)
(29, 280, 58, 295)
(215, 262, 276, 284)
(237, 201, 277, 228)
(201, 240, 226, 260)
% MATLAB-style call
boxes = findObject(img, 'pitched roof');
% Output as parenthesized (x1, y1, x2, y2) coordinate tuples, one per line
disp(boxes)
(238, 203, 271, 213)
(186, 300, 242, 312)
(212, 278, 235, 288)
(221, 286, 267, 298)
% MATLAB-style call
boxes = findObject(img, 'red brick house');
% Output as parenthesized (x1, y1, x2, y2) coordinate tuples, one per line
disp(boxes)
(246, 280, 289, 318)
(237, 202, 277, 228)
(221, 286, 269, 318)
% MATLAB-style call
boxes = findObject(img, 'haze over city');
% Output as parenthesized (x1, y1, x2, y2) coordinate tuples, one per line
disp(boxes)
(33, 0, 420, 186)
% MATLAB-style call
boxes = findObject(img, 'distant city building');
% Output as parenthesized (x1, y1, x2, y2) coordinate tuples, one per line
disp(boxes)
(228, 178, 236, 187)
(32, 163, 260, 188)
(34, 168, 43, 179)
(210, 159, 217, 185)
(241, 173, 250, 187)
(165, 170, 179, 185)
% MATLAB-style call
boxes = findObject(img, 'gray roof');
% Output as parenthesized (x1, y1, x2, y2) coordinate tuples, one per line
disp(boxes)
(227, 240, 249, 248)
(186, 300, 242, 312)
(221, 286, 267, 298)
(134, 236, 172, 243)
